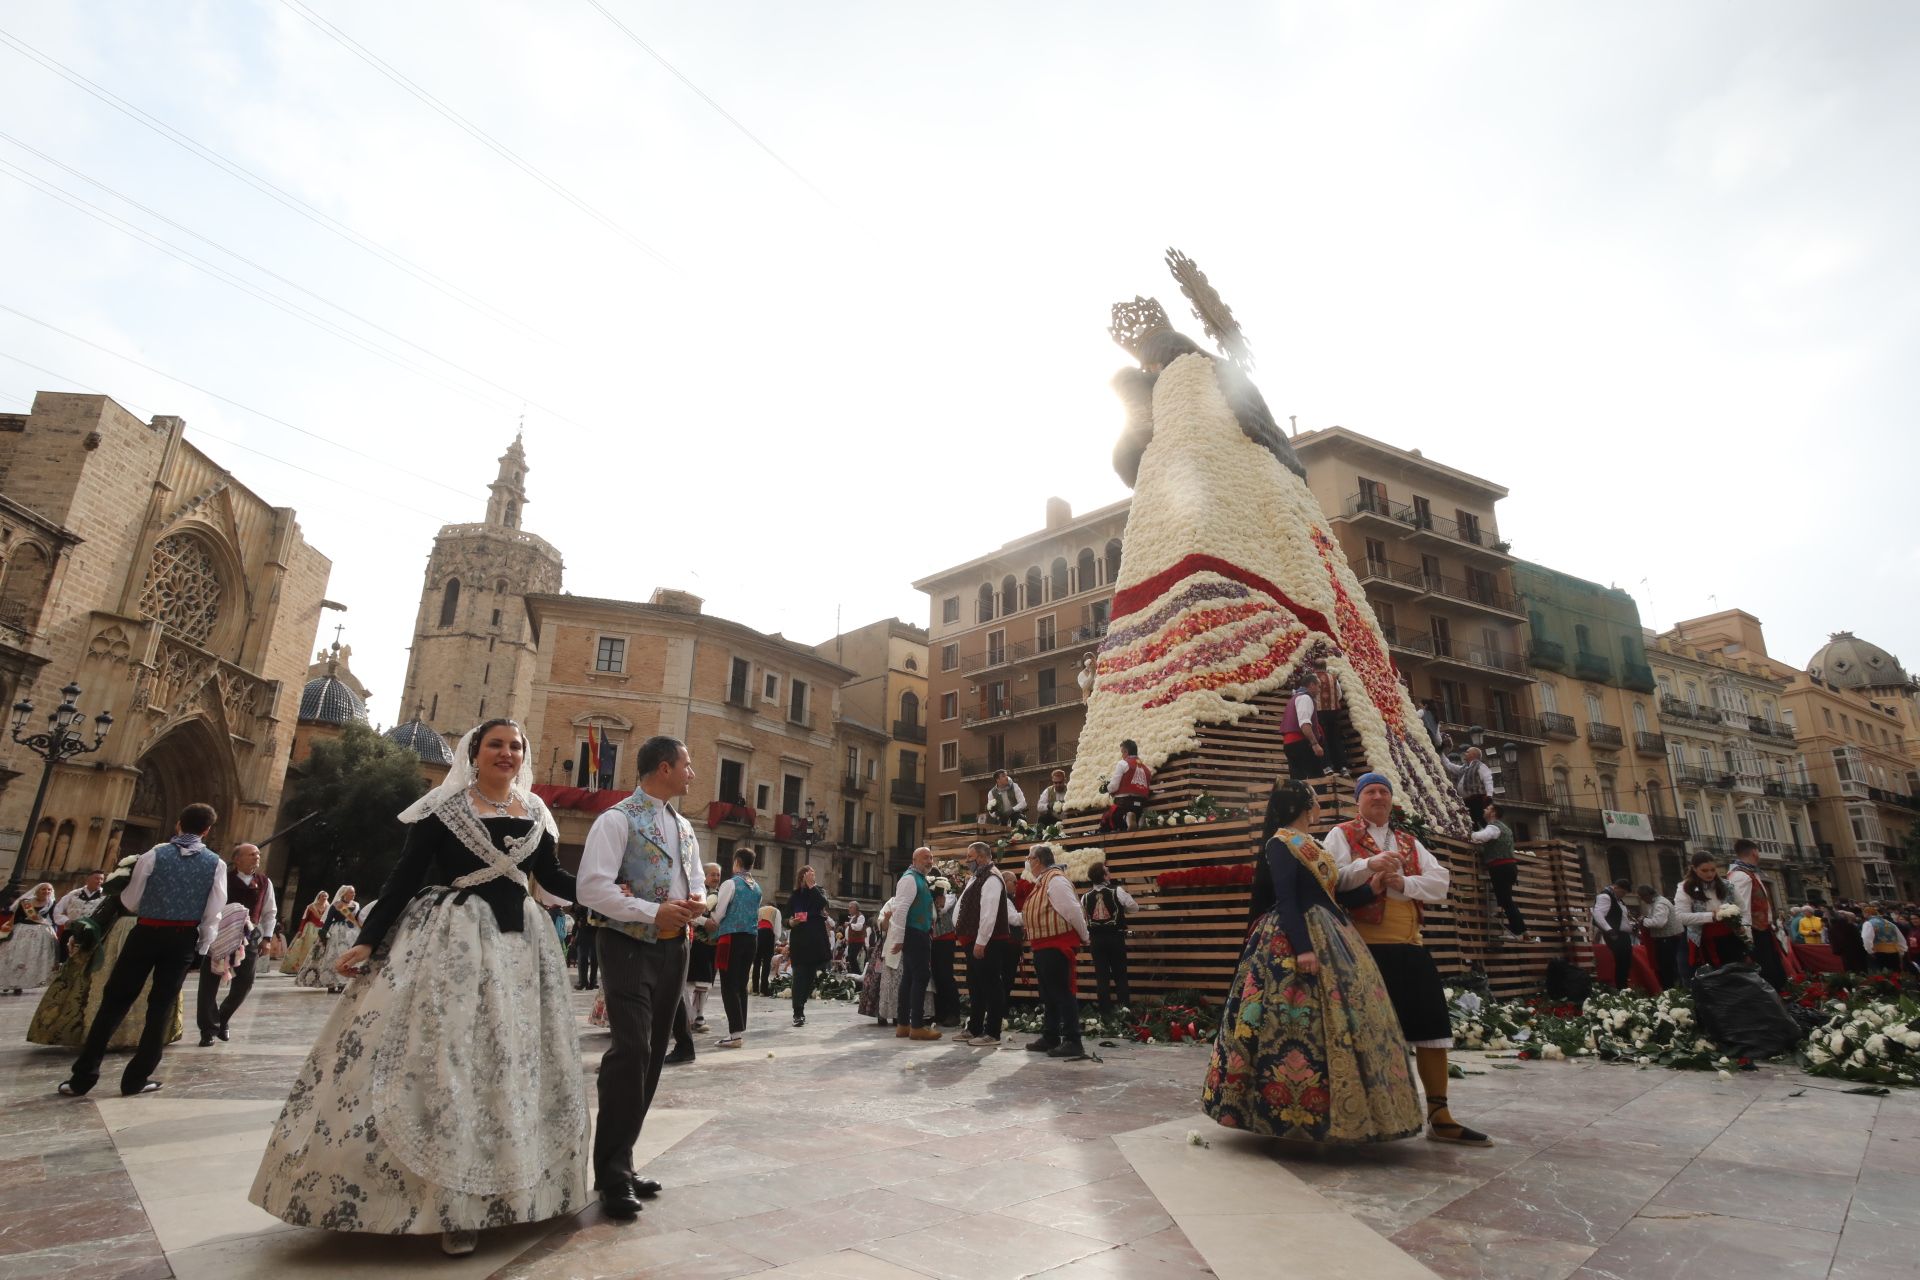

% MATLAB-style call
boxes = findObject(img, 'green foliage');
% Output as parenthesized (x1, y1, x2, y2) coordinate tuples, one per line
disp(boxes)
(283, 722, 428, 901)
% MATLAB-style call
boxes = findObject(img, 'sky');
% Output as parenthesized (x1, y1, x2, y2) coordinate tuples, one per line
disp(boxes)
(2, 1, 1914, 724)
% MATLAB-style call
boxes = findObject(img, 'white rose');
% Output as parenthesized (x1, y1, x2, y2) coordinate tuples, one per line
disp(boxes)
(1829, 1033, 1847, 1055)
(1849, 1050, 1867, 1068)
(1901, 1031, 1920, 1050)
(1808, 1048, 1831, 1065)
(1867, 1034, 1889, 1057)
(1542, 1044, 1565, 1060)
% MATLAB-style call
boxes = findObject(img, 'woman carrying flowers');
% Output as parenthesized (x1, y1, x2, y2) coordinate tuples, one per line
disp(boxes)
(1202, 779, 1422, 1144)
(1671, 852, 1747, 970)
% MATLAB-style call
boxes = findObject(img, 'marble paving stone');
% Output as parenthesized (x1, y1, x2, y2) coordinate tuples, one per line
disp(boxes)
(738, 1249, 930, 1279)
(1843, 1168, 1920, 1231)
(1861, 1131, 1920, 1175)
(1431, 1151, 1676, 1247)
(1640, 1156, 1856, 1233)
(0, 1167, 151, 1257)
(1120, 1225, 1211, 1273)
(817, 1142, 966, 1184)
(996, 1171, 1174, 1245)
(163, 1220, 554, 1279)
(893, 1155, 1098, 1213)
(1274, 1159, 1488, 1236)
(709, 1187, 962, 1268)
(0, 1228, 171, 1280)
(1114, 1128, 1331, 1218)
(1388, 1219, 1597, 1280)
(1699, 1116, 1869, 1176)
(1829, 1219, 1920, 1280)
(859, 1208, 1111, 1280)
(1014, 1137, 1136, 1180)
(1570, 1213, 1838, 1280)
(493, 1226, 772, 1280)
(1178, 1211, 1441, 1280)
(1029, 1243, 1215, 1278)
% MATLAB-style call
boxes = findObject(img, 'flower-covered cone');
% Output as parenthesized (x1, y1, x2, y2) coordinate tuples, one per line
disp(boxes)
(1065, 352, 1466, 832)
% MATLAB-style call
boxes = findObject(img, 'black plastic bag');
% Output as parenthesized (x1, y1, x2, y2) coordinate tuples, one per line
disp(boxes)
(1690, 961, 1801, 1060)
(1546, 958, 1593, 1003)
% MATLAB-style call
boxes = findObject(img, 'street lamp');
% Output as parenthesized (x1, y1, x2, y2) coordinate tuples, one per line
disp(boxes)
(6, 682, 112, 900)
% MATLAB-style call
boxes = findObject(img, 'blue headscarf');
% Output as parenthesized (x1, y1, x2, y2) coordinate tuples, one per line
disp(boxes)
(1354, 772, 1392, 797)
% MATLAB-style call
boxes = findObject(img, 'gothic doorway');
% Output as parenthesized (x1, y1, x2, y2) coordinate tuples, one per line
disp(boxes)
(122, 717, 238, 855)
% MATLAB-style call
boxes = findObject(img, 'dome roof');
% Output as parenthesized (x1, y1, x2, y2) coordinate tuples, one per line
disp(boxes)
(1807, 632, 1911, 691)
(385, 717, 454, 766)
(298, 674, 368, 726)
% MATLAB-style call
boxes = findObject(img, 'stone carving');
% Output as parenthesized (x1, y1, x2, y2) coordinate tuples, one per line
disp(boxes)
(87, 625, 133, 665)
(138, 531, 224, 646)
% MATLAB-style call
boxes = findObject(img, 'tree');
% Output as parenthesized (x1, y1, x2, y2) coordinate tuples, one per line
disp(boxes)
(282, 722, 428, 905)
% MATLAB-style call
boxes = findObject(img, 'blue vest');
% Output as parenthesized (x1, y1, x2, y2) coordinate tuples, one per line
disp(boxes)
(904, 869, 933, 932)
(138, 839, 221, 922)
(718, 873, 762, 936)
(595, 794, 694, 945)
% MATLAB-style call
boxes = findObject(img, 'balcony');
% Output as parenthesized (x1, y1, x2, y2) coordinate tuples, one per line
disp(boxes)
(1673, 766, 1738, 791)
(1037, 737, 1079, 765)
(1493, 777, 1552, 808)
(1621, 660, 1657, 694)
(1587, 721, 1624, 749)
(1356, 557, 1427, 597)
(1660, 695, 1722, 725)
(1440, 706, 1549, 743)
(1423, 573, 1524, 620)
(1749, 717, 1795, 739)
(958, 621, 1110, 677)
(889, 779, 926, 807)
(1573, 651, 1613, 682)
(1634, 731, 1666, 757)
(1528, 638, 1567, 672)
(960, 750, 1037, 782)
(842, 773, 869, 796)
(1867, 786, 1919, 810)
(892, 718, 927, 744)
(1649, 813, 1690, 840)
(1541, 712, 1577, 740)
(1427, 642, 1532, 682)
(705, 801, 756, 830)
(961, 683, 1087, 727)
(1554, 805, 1605, 833)
(1781, 781, 1819, 800)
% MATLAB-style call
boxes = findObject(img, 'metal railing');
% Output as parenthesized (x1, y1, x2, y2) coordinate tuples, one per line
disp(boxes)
(1621, 660, 1658, 693)
(1529, 638, 1567, 670)
(1660, 696, 1722, 725)
(1339, 492, 1506, 552)
(1649, 814, 1690, 840)
(1439, 707, 1548, 741)
(960, 683, 1087, 727)
(1587, 721, 1624, 748)
(1540, 712, 1577, 739)
(1574, 651, 1613, 682)
(1357, 558, 1426, 592)
(1424, 573, 1521, 615)
(1553, 805, 1605, 832)
(842, 773, 869, 795)
(889, 779, 925, 806)
(892, 719, 926, 744)
(958, 619, 1109, 675)
(1634, 731, 1666, 755)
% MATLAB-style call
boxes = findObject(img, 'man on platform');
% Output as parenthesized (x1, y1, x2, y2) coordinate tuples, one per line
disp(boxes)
(1591, 877, 1636, 989)
(1726, 839, 1788, 989)
(884, 846, 940, 1041)
(957, 841, 1017, 1047)
(578, 735, 707, 1222)
(1279, 674, 1326, 780)
(1036, 769, 1072, 823)
(1022, 844, 1091, 1060)
(1443, 746, 1494, 827)
(195, 843, 274, 1046)
(1326, 774, 1492, 1147)
(1311, 660, 1349, 776)
(1099, 740, 1153, 832)
(985, 770, 1027, 826)
(1467, 801, 1525, 944)
(61, 804, 226, 1099)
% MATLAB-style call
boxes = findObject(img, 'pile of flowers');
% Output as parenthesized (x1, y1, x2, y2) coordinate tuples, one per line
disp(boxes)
(1801, 993, 1920, 1086)
(1155, 863, 1256, 891)
(1136, 793, 1248, 829)
(1003, 993, 1221, 1045)
(1581, 988, 1724, 1070)
(1784, 971, 1919, 1010)
(995, 818, 1064, 850)
(769, 970, 864, 1003)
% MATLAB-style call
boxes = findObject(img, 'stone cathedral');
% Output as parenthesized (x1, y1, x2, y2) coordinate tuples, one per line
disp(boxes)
(399, 434, 563, 738)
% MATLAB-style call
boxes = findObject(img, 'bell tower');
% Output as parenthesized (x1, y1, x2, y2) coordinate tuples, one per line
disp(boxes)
(400, 432, 563, 736)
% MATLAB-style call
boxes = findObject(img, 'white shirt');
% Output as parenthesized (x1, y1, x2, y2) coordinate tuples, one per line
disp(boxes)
(884, 869, 923, 951)
(577, 795, 697, 926)
(988, 782, 1027, 817)
(1082, 881, 1139, 918)
(1289, 690, 1317, 734)
(1640, 895, 1682, 938)
(234, 871, 278, 939)
(52, 886, 105, 927)
(1326, 823, 1451, 902)
(1444, 756, 1494, 798)
(1036, 785, 1069, 819)
(1040, 873, 1092, 944)
(120, 842, 227, 954)
(1591, 890, 1631, 934)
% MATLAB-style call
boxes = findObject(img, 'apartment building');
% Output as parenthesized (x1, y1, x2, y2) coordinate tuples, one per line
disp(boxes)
(813, 617, 929, 889)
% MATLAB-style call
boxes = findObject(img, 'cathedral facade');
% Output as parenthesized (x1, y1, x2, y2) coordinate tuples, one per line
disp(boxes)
(400, 434, 563, 739)
(0, 393, 331, 882)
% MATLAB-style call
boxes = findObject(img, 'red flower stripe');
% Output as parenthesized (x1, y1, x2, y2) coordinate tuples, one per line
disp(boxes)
(1097, 601, 1276, 675)
(1143, 630, 1311, 709)
(1110, 553, 1335, 639)
(1155, 863, 1256, 889)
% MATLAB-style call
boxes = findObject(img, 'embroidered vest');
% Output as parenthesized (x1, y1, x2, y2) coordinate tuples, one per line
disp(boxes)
(596, 795, 696, 944)
(1868, 917, 1902, 953)
(1734, 865, 1772, 931)
(954, 867, 1010, 943)
(1022, 867, 1077, 945)
(846, 915, 867, 942)
(901, 869, 933, 932)
(138, 840, 222, 922)
(718, 874, 762, 935)
(1279, 692, 1309, 738)
(1113, 758, 1152, 796)
(1479, 821, 1517, 868)
(1340, 819, 1424, 940)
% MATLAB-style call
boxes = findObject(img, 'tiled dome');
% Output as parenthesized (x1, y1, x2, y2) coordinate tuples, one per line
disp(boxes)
(1808, 632, 1911, 692)
(298, 674, 367, 726)
(385, 716, 454, 765)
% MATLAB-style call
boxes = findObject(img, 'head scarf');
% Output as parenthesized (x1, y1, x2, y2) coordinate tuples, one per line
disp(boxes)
(1354, 771, 1393, 797)
(398, 724, 559, 841)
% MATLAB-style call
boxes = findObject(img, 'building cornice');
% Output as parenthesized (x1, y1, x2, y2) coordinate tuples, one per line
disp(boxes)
(1293, 426, 1509, 499)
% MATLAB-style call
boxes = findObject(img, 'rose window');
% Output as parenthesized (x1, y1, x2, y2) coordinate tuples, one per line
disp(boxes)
(139, 533, 223, 645)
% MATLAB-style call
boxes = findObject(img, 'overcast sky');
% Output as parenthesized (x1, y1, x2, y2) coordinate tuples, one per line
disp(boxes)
(3, 1, 1913, 724)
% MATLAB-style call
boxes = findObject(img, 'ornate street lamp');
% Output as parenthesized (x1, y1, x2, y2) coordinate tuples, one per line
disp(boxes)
(5, 682, 112, 900)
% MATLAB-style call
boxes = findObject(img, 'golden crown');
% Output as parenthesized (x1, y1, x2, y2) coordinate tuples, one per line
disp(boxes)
(1108, 295, 1173, 357)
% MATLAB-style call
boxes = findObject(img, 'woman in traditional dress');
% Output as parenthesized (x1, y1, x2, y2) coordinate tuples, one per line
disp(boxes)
(28, 855, 185, 1049)
(1203, 780, 1422, 1143)
(250, 719, 588, 1258)
(278, 892, 330, 974)
(298, 885, 361, 993)
(1, 884, 62, 994)
(857, 901, 897, 1026)
(1671, 852, 1747, 970)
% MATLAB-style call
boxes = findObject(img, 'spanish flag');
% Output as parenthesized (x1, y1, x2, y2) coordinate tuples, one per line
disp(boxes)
(584, 724, 600, 787)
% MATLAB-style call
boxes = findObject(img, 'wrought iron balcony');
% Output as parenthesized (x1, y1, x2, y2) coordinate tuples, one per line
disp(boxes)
(1553, 805, 1605, 833)
(1037, 737, 1079, 765)
(892, 718, 926, 744)
(1660, 695, 1721, 725)
(1621, 660, 1658, 693)
(842, 773, 869, 795)
(1781, 781, 1819, 800)
(1573, 651, 1613, 682)
(1649, 814, 1690, 840)
(1633, 731, 1666, 756)
(1587, 721, 1624, 748)
(960, 683, 1087, 727)
(889, 779, 925, 807)
(1540, 712, 1577, 740)
(1423, 573, 1523, 617)
(1356, 557, 1427, 595)
(1528, 638, 1567, 672)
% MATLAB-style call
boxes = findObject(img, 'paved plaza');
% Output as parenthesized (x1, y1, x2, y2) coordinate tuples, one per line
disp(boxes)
(1, 972, 1916, 1280)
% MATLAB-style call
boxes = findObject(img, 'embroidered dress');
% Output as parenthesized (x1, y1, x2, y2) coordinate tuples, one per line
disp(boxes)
(0, 897, 60, 991)
(280, 908, 328, 974)
(28, 914, 185, 1049)
(1203, 829, 1422, 1144)
(250, 804, 588, 1235)
(297, 904, 364, 990)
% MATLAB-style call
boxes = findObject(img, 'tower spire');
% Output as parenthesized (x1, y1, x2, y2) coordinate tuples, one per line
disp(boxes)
(485, 431, 529, 529)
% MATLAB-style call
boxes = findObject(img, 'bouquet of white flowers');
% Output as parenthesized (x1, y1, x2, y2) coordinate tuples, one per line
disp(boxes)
(1802, 996, 1920, 1086)
(1715, 903, 1743, 922)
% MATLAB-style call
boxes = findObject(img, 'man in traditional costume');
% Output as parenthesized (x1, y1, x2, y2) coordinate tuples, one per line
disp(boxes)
(61, 804, 226, 1098)
(702, 849, 763, 1048)
(195, 843, 275, 1045)
(985, 770, 1027, 826)
(883, 846, 940, 1041)
(1326, 774, 1491, 1146)
(578, 736, 707, 1222)
(843, 902, 868, 975)
(956, 841, 1016, 1047)
(1036, 769, 1071, 823)
(52, 871, 107, 933)
(1022, 844, 1091, 1060)
(1468, 801, 1526, 944)
(1727, 839, 1789, 989)
(1099, 740, 1153, 833)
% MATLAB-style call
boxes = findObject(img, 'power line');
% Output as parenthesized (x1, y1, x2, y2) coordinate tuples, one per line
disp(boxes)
(0, 349, 457, 522)
(280, 0, 673, 269)
(583, 0, 838, 209)
(0, 304, 477, 500)
(0, 26, 544, 341)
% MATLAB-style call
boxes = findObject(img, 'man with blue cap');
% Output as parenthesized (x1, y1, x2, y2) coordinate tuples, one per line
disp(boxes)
(1325, 771, 1492, 1147)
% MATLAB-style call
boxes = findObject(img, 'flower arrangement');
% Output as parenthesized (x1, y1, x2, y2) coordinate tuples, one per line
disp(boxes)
(1003, 992, 1221, 1045)
(1801, 995, 1920, 1086)
(994, 819, 1064, 851)
(1054, 846, 1106, 885)
(1136, 793, 1248, 829)
(1155, 863, 1256, 891)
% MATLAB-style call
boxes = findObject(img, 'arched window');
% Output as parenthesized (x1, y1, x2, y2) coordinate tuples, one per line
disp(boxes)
(1574, 624, 1592, 654)
(1631, 702, 1649, 734)
(899, 690, 920, 726)
(1025, 565, 1044, 607)
(138, 532, 224, 646)
(1551, 767, 1572, 809)
(1050, 556, 1070, 599)
(999, 575, 1018, 616)
(28, 818, 52, 867)
(504, 502, 518, 529)
(439, 578, 462, 627)
(904, 656, 918, 672)
(1104, 538, 1122, 584)
(495, 579, 509, 595)
(976, 583, 995, 623)
(1645, 780, 1665, 817)
(1599, 773, 1619, 810)
(0, 542, 52, 631)
(1076, 548, 1097, 591)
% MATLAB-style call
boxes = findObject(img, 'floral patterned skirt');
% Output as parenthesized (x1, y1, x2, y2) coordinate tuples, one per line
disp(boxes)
(280, 924, 319, 974)
(28, 916, 183, 1049)
(295, 925, 361, 990)
(250, 892, 590, 1234)
(0, 923, 60, 990)
(1202, 905, 1422, 1144)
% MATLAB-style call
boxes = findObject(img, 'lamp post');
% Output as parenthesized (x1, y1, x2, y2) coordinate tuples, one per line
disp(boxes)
(6, 682, 112, 901)
(800, 798, 828, 885)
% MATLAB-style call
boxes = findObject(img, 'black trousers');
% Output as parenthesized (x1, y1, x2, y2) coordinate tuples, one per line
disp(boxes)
(966, 938, 1013, 1039)
(845, 941, 864, 975)
(70, 923, 198, 1095)
(1282, 738, 1325, 780)
(1317, 710, 1349, 773)
(1005, 928, 1025, 1000)
(791, 952, 824, 1018)
(931, 938, 961, 1024)
(670, 993, 694, 1056)
(1099, 796, 1147, 832)
(896, 928, 932, 1028)
(1871, 952, 1903, 973)
(575, 927, 597, 988)
(719, 931, 755, 1035)
(1652, 933, 1687, 989)
(195, 938, 259, 1036)
(1463, 794, 1490, 827)
(593, 929, 687, 1190)
(753, 929, 774, 996)
(1088, 929, 1130, 1010)
(1032, 947, 1080, 1046)
(1487, 863, 1526, 936)
(1601, 930, 1635, 988)
(1751, 930, 1789, 990)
